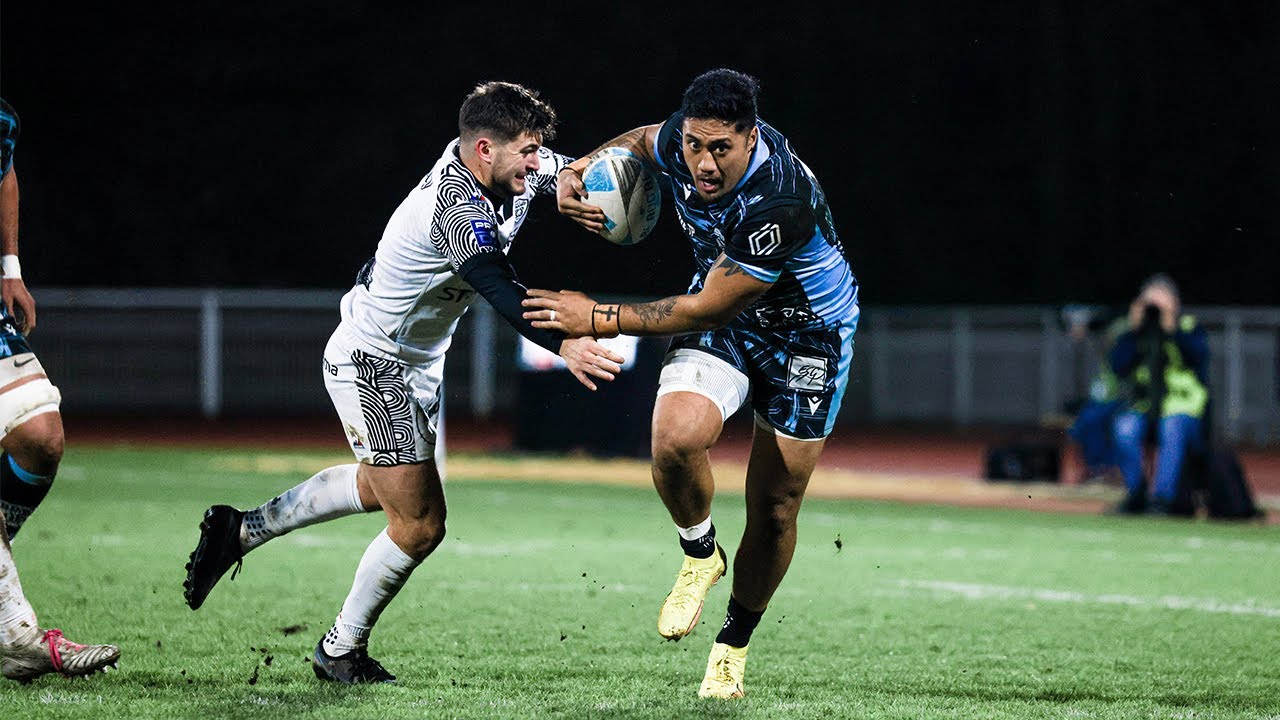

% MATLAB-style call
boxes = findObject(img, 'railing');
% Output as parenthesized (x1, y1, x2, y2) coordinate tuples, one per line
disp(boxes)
(28, 289, 1280, 444)
(862, 306, 1280, 443)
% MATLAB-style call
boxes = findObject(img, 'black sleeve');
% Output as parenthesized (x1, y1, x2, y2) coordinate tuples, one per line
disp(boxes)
(457, 251, 565, 353)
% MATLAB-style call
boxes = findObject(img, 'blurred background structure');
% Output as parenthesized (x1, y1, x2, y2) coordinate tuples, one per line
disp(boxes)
(1, 3, 1277, 448)
(20, 290, 1280, 446)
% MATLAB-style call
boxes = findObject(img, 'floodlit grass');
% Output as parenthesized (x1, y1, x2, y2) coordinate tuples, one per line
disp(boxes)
(3, 447, 1278, 719)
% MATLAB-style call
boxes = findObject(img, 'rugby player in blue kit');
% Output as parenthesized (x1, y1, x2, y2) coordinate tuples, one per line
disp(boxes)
(524, 69, 859, 699)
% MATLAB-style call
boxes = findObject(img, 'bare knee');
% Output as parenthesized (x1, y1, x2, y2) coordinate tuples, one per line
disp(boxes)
(390, 514, 446, 561)
(9, 425, 64, 476)
(651, 422, 717, 476)
(651, 394, 722, 477)
(750, 493, 804, 540)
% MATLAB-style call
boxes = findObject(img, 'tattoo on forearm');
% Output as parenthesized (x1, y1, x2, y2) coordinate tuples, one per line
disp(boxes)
(714, 256, 747, 277)
(626, 297, 678, 327)
(589, 127, 649, 163)
(592, 303, 621, 336)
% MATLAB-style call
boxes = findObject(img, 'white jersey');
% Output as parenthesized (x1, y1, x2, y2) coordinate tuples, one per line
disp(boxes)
(338, 139, 571, 365)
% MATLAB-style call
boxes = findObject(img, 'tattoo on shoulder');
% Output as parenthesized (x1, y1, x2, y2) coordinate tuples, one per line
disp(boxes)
(714, 256, 747, 277)
(627, 297, 677, 326)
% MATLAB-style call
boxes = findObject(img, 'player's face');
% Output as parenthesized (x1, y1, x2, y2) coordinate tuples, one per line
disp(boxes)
(681, 118, 758, 202)
(491, 131, 543, 197)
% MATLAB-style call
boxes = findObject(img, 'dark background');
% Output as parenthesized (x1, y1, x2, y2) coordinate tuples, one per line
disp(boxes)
(2, 2, 1276, 305)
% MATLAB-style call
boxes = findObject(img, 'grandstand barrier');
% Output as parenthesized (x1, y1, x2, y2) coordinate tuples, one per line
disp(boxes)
(31, 289, 1280, 445)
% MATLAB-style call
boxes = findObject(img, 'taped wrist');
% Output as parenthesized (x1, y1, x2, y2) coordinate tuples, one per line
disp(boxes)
(1, 255, 20, 279)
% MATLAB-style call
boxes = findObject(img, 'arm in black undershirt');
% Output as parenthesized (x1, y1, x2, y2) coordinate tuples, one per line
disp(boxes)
(457, 250, 566, 353)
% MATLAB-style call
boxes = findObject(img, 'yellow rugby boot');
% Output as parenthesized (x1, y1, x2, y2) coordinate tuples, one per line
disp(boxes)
(698, 641, 748, 699)
(657, 543, 726, 640)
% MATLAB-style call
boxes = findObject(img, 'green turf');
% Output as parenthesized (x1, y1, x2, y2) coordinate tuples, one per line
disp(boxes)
(2, 447, 1278, 719)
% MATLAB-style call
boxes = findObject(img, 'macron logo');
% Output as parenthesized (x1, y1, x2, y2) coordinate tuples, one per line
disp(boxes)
(747, 223, 782, 256)
(806, 396, 823, 414)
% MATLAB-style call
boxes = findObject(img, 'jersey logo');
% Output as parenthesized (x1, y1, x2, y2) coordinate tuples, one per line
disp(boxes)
(787, 355, 827, 391)
(747, 223, 782, 256)
(805, 396, 823, 414)
(469, 218, 497, 248)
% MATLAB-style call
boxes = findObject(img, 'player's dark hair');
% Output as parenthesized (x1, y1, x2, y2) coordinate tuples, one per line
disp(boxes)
(459, 81, 557, 144)
(681, 69, 759, 132)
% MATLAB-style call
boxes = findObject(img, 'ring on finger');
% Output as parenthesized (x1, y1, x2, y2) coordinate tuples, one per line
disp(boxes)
(549, 310, 557, 322)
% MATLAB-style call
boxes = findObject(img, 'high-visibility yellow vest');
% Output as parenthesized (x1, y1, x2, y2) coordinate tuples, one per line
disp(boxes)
(1126, 315, 1209, 419)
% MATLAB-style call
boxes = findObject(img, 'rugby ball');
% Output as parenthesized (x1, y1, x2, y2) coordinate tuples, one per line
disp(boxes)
(579, 148, 661, 246)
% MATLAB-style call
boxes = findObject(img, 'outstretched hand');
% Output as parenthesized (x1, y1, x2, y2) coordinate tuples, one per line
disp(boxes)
(523, 289, 599, 337)
(2, 277, 36, 334)
(559, 336, 626, 391)
(556, 168, 606, 235)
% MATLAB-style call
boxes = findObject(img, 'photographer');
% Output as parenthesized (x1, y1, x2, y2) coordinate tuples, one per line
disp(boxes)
(1108, 274, 1210, 514)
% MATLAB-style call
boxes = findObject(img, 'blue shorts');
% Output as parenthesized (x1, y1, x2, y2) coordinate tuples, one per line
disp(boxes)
(0, 306, 32, 360)
(664, 321, 856, 440)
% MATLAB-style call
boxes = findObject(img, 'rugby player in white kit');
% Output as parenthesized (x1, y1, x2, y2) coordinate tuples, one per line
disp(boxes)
(183, 82, 625, 684)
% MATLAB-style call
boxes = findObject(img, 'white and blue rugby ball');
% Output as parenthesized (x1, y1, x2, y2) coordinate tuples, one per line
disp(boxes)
(579, 147, 661, 246)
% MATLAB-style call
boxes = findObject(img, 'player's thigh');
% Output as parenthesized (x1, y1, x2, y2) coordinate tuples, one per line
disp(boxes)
(2, 409, 63, 460)
(654, 341, 750, 451)
(357, 460, 445, 525)
(0, 349, 63, 464)
(322, 328, 440, 468)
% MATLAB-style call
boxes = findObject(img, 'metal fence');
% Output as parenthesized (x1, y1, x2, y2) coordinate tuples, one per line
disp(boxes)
(29, 289, 1280, 444)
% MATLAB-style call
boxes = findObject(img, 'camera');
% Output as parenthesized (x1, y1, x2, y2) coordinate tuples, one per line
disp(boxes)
(1140, 304, 1162, 332)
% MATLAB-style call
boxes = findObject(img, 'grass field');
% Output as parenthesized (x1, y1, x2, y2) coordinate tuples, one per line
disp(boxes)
(2, 447, 1279, 719)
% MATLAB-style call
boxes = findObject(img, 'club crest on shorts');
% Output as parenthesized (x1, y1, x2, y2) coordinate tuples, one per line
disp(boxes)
(344, 424, 366, 451)
(787, 355, 827, 391)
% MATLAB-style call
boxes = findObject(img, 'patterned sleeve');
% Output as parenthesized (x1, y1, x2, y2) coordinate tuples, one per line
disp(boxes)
(0, 98, 20, 176)
(435, 189, 502, 272)
(723, 197, 816, 283)
(527, 146, 574, 197)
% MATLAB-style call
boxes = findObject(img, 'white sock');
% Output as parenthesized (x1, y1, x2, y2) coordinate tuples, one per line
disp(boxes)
(677, 515, 713, 541)
(0, 534, 39, 648)
(241, 464, 364, 553)
(322, 529, 421, 656)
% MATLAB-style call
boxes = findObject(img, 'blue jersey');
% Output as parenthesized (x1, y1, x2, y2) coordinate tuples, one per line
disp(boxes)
(0, 98, 18, 176)
(652, 111, 859, 333)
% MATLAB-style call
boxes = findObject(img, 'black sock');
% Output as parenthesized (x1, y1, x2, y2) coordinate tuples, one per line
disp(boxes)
(0, 452, 53, 538)
(715, 595, 764, 648)
(678, 523, 716, 559)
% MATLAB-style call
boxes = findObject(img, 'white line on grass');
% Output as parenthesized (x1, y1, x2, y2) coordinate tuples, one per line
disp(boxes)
(900, 579, 1280, 618)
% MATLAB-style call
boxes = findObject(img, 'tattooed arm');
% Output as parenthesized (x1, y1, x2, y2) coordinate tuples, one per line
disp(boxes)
(564, 124, 661, 177)
(523, 254, 772, 338)
(556, 124, 663, 234)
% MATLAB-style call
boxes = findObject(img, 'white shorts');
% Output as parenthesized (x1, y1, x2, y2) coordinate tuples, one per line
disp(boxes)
(323, 326, 442, 466)
(0, 353, 61, 439)
(655, 348, 749, 423)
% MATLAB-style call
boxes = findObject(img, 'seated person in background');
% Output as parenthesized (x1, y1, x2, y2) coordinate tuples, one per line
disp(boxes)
(1066, 313, 1129, 483)
(1109, 274, 1209, 514)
